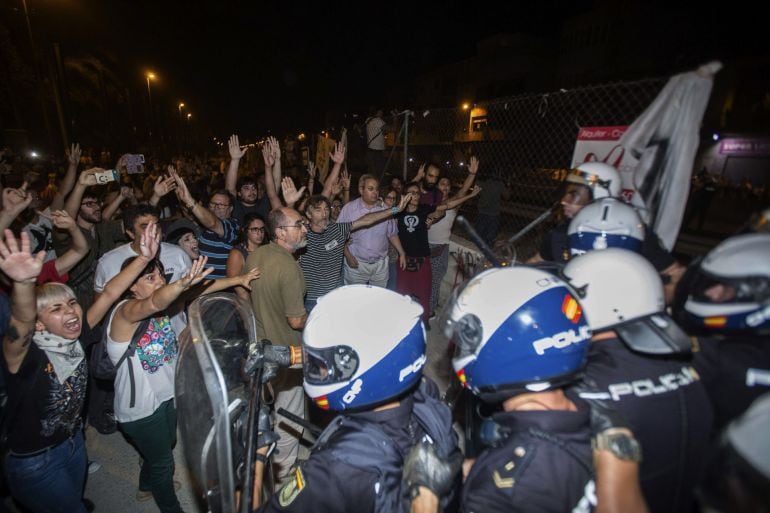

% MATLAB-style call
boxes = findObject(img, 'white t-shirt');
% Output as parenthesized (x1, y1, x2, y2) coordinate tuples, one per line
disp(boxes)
(428, 208, 458, 246)
(105, 301, 177, 423)
(94, 242, 192, 334)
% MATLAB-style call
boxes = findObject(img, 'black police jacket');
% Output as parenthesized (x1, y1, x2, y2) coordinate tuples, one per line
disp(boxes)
(580, 337, 713, 513)
(258, 379, 458, 513)
(461, 407, 595, 513)
(693, 334, 770, 434)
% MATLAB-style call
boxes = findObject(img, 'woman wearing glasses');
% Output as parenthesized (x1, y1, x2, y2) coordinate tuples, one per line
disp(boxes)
(226, 212, 267, 300)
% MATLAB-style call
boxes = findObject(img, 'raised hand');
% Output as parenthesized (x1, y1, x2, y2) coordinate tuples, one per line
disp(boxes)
(78, 168, 100, 187)
(330, 142, 346, 164)
(307, 162, 317, 180)
(469, 156, 479, 175)
(236, 266, 261, 290)
(397, 192, 412, 211)
(269, 136, 281, 161)
(468, 185, 482, 197)
(340, 169, 351, 191)
(170, 168, 193, 206)
(179, 256, 214, 289)
(138, 221, 160, 260)
(330, 178, 343, 197)
(120, 186, 135, 200)
(49, 210, 76, 231)
(153, 171, 177, 198)
(228, 134, 248, 160)
(281, 177, 306, 205)
(415, 164, 426, 182)
(66, 143, 82, 166)
(0, 230, 45, 283)
(261, 141, 275, 168)
(2, 184, 33, 215)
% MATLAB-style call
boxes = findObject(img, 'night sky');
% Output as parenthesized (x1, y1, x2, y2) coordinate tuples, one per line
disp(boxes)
(6, 0, 763, 138)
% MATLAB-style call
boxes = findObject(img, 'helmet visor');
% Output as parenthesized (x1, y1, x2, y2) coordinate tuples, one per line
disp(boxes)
(690, 272, 770, 305)
(302, 345, 359, 386)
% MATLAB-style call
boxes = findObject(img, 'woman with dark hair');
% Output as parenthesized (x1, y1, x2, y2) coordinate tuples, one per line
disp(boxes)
(226, 212, 267, 300)
(382, 186, 402, 291)
(105, 250, 259, 513)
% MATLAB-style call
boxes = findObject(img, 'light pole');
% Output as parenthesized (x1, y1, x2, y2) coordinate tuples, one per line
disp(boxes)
(145, 72, 156, 139)
(178, 102, 185, 117)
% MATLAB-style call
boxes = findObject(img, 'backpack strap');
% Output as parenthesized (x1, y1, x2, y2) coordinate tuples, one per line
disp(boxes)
(106, 315, 151, 409)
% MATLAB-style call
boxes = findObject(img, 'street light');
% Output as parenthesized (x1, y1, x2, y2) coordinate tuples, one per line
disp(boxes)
(178, 102, 185, 116)
(187, 113, 192, 121)
(146, 72, 156, 106)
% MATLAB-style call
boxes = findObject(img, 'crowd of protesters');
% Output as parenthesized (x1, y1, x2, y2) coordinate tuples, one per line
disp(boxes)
(0, 131, 768, 513)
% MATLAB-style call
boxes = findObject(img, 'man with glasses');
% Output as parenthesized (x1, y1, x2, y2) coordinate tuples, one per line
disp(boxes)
(244, 206, 309, 485)
(300, 193, 411, 312)
(54, 168, 124, 310)
(173, 169, 239, 279)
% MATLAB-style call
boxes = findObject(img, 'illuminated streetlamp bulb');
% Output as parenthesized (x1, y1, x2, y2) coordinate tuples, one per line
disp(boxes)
(179, 102, 185, 109)
(146, 72, 156, 80)
(187, 113, 192, 120)
(462, 102, 470, 110)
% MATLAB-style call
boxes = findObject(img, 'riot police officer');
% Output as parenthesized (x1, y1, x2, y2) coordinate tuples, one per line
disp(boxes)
(444, 265, 607, 512)
(563, 248, 713, 513)
(252, 284, 461, 513)
(674, 233, 770, 433)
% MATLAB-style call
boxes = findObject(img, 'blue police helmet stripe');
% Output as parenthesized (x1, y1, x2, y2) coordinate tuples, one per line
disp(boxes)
(462, 286, 590, 392)
(570, 232, 642, 254)
(323, 320, 426, 410)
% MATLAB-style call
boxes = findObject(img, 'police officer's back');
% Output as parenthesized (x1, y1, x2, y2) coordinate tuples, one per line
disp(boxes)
(564, 249, 713, 513)
(255, 285, 461, 513)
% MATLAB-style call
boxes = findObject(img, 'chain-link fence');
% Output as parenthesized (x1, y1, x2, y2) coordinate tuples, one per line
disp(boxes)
(376, 77, 667, 261)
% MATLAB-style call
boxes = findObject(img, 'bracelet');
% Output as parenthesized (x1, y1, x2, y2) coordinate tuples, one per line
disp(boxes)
(187, 201, 197, 209)
(255, 452, 269, 464)
(391, 206, 399, 216)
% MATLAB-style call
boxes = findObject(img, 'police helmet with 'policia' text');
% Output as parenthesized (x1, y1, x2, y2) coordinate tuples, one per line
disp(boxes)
(563, 248, 692, 355)
(675, 233, 770, 335)
(302, 285, 426, 411)
(444, 266, 591, 403)
(568, 197, 645, 257)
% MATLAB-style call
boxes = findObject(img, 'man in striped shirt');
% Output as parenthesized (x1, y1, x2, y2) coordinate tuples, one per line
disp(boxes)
(172, 170, 239, 279)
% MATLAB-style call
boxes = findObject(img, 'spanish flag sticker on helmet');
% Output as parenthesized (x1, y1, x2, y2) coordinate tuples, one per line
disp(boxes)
(562, 294, 583, 324)
(315, 396, 329, 410)
(704, 316, 727, 328)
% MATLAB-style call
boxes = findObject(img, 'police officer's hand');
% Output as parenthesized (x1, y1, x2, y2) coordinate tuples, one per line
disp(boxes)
(571, 378, 630, 435)
(256, 404, 279, 456)
(403, 441, 462, 501)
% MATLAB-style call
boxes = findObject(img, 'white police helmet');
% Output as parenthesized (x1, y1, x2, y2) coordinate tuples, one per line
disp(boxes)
(302, 285, 426, 411)
(566, 162, 622, 199)
(676, 234, 770, 334)
(445, 266, 591, 403)
(568, 197, 645, 256)
(563, 248, 691, 354)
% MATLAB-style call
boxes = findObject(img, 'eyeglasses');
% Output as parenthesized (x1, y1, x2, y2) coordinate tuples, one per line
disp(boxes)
(279, 219, 309, 230)
(248, 226, 266, 233)
(81, 200, 102, 208)
(209, 202, 231, 209)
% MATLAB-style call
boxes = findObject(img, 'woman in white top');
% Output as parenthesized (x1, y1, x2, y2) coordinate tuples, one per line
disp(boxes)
(106, 244, 259, 513)
(427, 156, 480, 316)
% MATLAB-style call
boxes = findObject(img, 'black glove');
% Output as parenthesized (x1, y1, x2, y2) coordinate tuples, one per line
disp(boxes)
(256, 404, 279, 457)
(403, 441, 462, 500)
(570, 377, 630, 435)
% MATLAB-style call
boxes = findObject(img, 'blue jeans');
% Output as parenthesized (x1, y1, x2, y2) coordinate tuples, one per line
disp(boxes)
(5, 431, 88, 513)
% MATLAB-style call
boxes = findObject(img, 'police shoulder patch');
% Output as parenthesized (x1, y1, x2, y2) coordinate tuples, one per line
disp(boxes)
(278, 467, 306, 507)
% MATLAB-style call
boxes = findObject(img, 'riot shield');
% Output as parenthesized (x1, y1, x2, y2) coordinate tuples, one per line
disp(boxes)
(176, 293, 258, 513)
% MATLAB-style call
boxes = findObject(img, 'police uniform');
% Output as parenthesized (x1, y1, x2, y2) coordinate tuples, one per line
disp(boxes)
(693, 335, 770, 434)
(258, 380, 457, 513)
(540, 223, 674, 270)
(580, 337, 713, 513)
(461, 407, 595, 513)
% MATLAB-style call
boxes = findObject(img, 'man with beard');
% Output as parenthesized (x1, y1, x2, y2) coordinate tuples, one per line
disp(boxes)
(54, 168, 124, 310)
(245, 206, 309, 485)
(413, 162, 445, 208)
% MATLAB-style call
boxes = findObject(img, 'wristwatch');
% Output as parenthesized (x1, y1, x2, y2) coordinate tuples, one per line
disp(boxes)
(592, 428, 642, 462)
